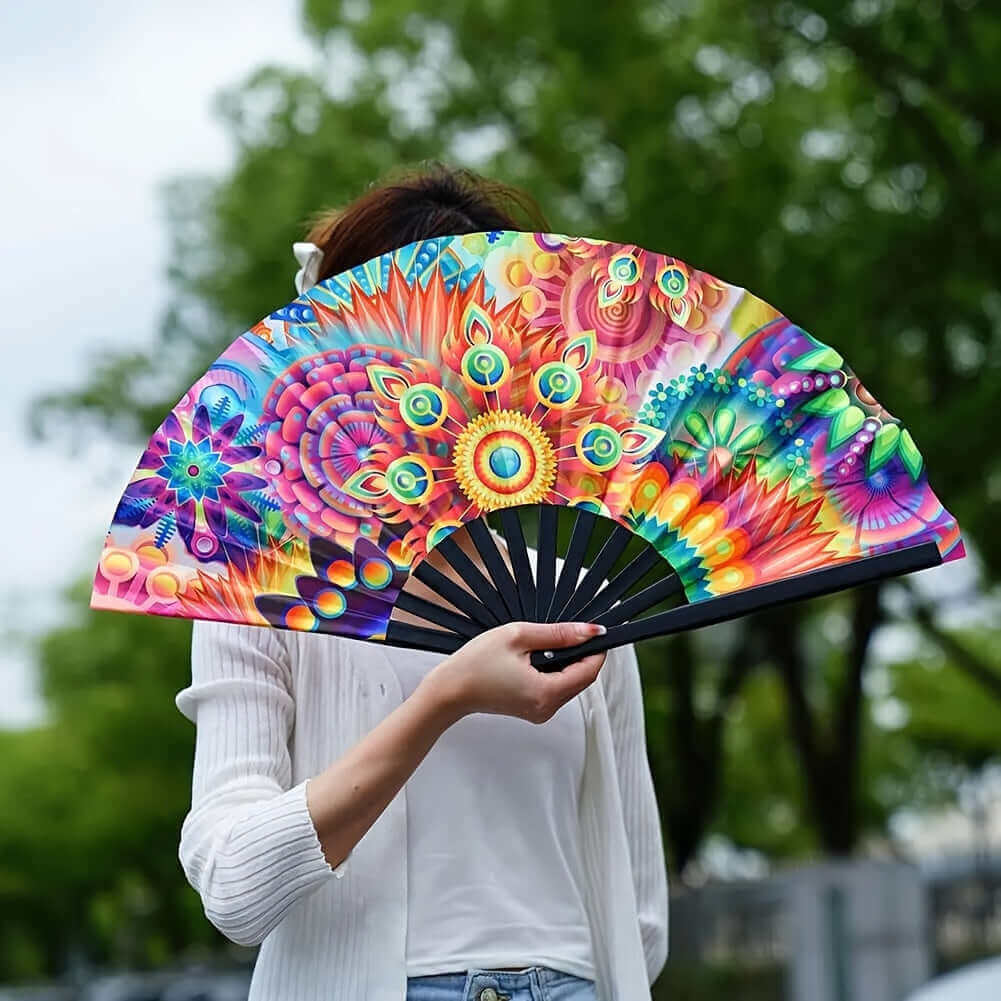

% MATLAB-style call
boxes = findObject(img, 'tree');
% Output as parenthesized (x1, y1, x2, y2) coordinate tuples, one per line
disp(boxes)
(0, 589, 219, 980)
(34, 0, 1001, 875)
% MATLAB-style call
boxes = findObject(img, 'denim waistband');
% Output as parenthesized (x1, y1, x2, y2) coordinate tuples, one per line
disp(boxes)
(408, 966, 585, 986)
(406, 964, 594, 998)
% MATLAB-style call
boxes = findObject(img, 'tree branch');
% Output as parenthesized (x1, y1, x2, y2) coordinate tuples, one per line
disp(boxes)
(909, 601, 1001, 702)
(837, 581, 884, 777)
(757, 606, 825, 793)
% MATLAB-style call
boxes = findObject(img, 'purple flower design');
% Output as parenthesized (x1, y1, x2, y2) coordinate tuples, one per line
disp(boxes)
(117, 405, 267, 564)
(262, 350, 396, 547)
(817, 431, 941, 551)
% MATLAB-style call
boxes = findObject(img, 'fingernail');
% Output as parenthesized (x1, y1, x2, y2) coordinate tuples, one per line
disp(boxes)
(591, 623, 607, 636)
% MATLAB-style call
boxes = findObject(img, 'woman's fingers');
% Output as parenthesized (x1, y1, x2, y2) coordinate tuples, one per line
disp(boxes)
(538, 652, 606, 697)
(540, 648, 600, 688)
(507, 620, 606, 652)
(439, 620, 608, 723)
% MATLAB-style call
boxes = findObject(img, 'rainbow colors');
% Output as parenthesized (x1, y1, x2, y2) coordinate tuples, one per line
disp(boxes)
(91, 231, 964, 640)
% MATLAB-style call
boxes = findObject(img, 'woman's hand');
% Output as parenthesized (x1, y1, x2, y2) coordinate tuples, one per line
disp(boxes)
(424, 621, 607, 724)
(300, 621, 605, 873)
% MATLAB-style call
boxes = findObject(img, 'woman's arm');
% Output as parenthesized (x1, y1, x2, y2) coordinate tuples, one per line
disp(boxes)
(176, 620, 337, 947)
(305, 620, 605, 872)
(601, 643, 670, 984)
(301, 654, 463, 872)
(177, 618, 605, 947)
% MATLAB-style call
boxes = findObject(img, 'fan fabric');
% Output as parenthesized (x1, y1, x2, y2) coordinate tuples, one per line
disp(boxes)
(91, 231, 964, 645)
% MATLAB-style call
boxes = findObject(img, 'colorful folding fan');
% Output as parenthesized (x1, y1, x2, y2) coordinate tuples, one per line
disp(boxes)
(91, 231, 964, 668)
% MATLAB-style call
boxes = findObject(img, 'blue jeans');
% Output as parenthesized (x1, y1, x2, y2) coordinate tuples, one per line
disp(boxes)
(406, 966, 599, 1001)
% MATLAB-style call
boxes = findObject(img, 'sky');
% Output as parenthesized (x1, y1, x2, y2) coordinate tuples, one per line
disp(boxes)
(0, 0, 315, 725)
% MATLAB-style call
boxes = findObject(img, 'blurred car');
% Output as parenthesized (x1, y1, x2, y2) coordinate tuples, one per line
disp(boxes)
(79, 968, 251, 1001)
(0, 987, 74, 1001)
(907, 957, 1001, 1001)
(80, 973, 171, 1001)
(160, 972, 250, 1001)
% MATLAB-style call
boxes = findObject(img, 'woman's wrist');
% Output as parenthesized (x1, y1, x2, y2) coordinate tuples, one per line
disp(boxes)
(417, 655, 470, 727)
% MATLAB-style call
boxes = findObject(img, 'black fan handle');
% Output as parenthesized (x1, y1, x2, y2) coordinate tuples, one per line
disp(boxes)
(529, 540, 943, 669)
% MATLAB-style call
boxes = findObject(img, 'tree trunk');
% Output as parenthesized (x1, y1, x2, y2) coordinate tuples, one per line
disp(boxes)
(759, 582, 883, 855)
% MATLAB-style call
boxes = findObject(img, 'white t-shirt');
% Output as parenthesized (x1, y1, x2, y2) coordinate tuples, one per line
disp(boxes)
(388, 643, 595, 979)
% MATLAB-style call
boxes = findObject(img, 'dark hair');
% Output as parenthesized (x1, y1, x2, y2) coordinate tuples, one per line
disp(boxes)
(304, 160, 552, 281)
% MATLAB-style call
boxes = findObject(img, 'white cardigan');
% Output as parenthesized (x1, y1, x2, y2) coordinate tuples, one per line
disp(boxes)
(176, 619, 669, 1000)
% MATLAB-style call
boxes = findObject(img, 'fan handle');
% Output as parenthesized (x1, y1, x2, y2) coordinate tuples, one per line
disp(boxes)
(530, 540, 943, 669)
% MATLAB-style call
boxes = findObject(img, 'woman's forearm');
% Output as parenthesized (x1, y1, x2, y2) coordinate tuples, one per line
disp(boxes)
(305, 664, 465, 870)
(304, 616, 603, 871)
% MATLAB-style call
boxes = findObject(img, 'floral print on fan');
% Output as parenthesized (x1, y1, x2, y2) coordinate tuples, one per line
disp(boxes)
(92, 231, 965, 641)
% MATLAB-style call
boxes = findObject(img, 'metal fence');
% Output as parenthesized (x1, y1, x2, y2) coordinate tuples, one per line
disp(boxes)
(927, 857, 1001, 974)
(658, 858, 1001, 1001)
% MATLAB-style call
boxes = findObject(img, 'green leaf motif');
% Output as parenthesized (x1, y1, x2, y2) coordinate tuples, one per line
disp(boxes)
(898, 428, 924, 480)
(787, 345, 845, 372)
(730, 423, 765, 453)
(668, 440, 699, 461)
(828, 405, 865, 449)
(684, 411, 714, 448)
(800, 387, 850, 417)
(713, 406, 736, 444)
(867, 423, 901, 474)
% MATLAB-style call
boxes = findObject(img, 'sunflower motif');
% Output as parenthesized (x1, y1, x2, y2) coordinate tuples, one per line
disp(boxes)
(93, 231, 965, 646)
(297, 264, 665, 557)
(452, 410, 557, 509)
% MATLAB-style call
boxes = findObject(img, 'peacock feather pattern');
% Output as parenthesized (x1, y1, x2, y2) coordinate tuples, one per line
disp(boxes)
(92, 231, 964, 641)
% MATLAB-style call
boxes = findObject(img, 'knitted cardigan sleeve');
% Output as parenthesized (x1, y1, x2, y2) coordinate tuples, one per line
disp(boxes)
(600, 642, 670, 985)
(175, 619, 347, 947)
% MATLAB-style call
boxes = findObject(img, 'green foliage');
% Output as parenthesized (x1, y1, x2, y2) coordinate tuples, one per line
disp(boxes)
(889, 629, 1001, 768)
(715, 670, 815, 858)
(0, 589, 218, 979)
(654, 958, 784, 1001)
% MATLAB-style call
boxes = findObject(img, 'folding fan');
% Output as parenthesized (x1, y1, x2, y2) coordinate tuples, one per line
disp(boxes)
(91, 230, 964, 669)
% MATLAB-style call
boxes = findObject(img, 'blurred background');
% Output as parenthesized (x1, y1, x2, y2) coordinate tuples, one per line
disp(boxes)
(2, 1, 1000, 999)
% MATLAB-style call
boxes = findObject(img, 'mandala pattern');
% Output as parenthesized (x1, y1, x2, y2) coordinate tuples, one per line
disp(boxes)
(114, 405, 268, 570)
(92, 231, 965, 643)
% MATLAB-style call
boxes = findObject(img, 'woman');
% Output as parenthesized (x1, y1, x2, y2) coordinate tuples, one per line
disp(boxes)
(175, 162, 669, 1001)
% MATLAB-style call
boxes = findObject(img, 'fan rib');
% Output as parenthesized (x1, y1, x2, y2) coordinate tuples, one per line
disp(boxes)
(595, 573, 686, 627)
(384, 620, 465, 655)
(547, 509, 597, 622)
(435, 536, 511, 623)
(411, 560, 501, 628)
(535, 505, 559, 621)
(393, 591, 483, 639)
(573, 548, 668, 622)
(499, 507, 537, 620)
(559, 523, 634, 621)
(530, 540, 944, 669)
(465, 520, 524, 619)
